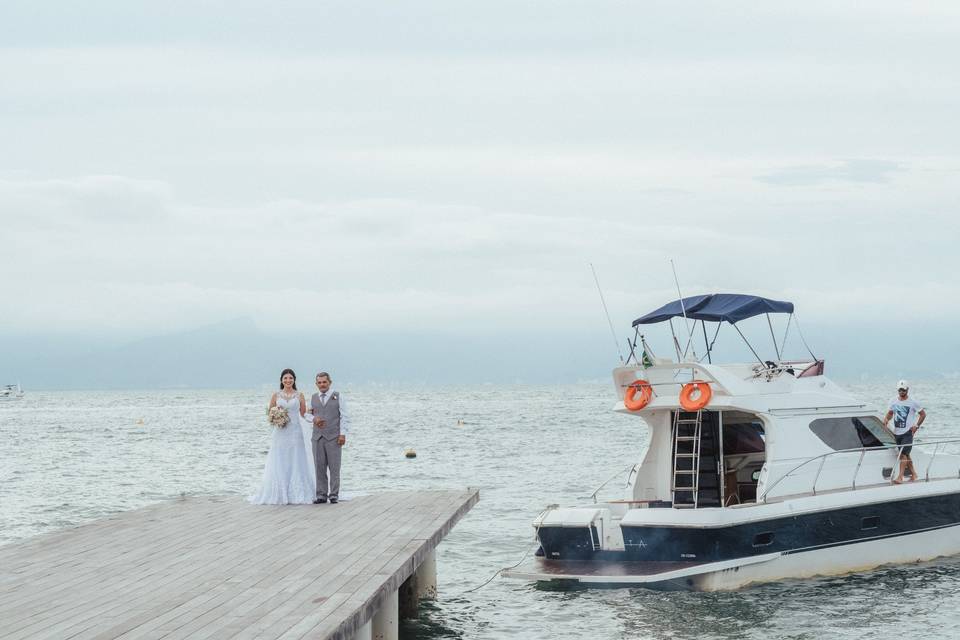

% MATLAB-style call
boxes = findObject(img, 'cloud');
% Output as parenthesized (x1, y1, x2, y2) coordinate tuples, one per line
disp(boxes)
(756, 159, 906, 186)
(2, 168, 957, 337)
(2, 4, 960, 339)
(0, 175, 173, 228)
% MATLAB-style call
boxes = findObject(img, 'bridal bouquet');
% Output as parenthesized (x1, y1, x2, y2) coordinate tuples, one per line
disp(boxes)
(267, 406, 290, 428)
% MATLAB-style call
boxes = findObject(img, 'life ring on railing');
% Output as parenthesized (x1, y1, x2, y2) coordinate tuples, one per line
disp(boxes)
(679, 380, 712, 411)
(624, 380, 653, 411)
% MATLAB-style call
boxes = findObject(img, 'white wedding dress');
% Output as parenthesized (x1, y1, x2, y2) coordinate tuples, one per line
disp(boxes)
(249, 391, 316, 505)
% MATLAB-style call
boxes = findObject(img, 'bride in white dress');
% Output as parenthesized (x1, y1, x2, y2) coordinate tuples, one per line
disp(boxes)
(249, 368, 316, 505)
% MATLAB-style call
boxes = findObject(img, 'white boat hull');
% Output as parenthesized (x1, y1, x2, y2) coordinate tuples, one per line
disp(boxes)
(507, 523, 960, 591)
(693, 523, 960, 591)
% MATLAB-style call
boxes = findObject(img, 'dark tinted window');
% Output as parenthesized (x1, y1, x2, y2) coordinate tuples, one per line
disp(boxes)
(809, 416, 894, 451)
(723, 422, 766, 455)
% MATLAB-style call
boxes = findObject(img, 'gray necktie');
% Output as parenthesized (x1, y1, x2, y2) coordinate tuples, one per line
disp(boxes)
(320, 392, 326, 405)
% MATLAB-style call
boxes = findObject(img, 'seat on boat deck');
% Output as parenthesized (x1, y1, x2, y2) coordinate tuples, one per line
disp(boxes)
(798, 360, 825, 377)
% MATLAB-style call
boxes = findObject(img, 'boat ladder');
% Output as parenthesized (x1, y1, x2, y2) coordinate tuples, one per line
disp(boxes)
(672, 410, 703, 508)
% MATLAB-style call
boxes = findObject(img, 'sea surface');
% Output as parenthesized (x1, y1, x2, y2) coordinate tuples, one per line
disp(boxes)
(3, 381, 960, 639)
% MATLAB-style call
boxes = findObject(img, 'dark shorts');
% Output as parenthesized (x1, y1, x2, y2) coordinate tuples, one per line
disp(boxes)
(896, 431, 913, 457)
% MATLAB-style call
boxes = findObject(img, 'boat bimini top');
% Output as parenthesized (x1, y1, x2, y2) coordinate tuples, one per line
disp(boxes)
(625, 292, 820, 374)
(633, 293, 794, 326)
(615, 293, 833, 413)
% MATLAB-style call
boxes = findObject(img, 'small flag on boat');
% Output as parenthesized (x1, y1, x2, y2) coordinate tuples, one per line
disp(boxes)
(641, 350, 654, 368)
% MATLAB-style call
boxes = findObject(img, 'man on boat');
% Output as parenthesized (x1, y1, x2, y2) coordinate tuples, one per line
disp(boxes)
(883, 380, 926, 484)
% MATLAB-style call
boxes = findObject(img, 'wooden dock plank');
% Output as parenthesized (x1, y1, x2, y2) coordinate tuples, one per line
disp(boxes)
(5, 494, 406, 639)
(109, 497, 392, 640)
(4, 499, 303, 638)
(75, 495, 398, 640)
(0, 490, 478, 640)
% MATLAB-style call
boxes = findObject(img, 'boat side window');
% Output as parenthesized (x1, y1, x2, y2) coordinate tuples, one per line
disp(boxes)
(853, 417, 894, 447)
(809, 416, 894, 451)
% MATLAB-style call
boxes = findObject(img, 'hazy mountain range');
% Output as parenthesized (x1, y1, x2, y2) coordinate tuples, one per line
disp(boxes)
(1, 316, 956, 390)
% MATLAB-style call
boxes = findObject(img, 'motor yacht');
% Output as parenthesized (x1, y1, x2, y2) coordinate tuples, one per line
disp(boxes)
(0, 383, 24, 401)
(504, 293, 960, 590)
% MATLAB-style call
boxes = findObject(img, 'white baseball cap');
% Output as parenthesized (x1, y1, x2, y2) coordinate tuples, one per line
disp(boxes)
(897, 379, 909, 390)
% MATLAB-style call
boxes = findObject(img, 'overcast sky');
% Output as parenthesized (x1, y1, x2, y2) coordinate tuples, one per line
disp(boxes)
(2, 1, 959, 347)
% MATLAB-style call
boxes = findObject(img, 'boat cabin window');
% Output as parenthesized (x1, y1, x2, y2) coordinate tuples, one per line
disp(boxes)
(721, 413, 767, 506)
(723, 421, 765, 455)
(808, 416, 894, 451)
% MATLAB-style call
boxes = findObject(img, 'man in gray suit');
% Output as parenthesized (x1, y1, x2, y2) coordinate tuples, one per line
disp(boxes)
(310, 372, 350, 504)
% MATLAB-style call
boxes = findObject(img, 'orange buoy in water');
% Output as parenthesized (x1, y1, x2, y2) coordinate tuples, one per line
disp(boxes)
(679, 380, 712, 411)
(623, 380, 653, 411)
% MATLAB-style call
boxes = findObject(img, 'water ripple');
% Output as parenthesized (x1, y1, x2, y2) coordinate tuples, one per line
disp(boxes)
(1, 382, 957, 638)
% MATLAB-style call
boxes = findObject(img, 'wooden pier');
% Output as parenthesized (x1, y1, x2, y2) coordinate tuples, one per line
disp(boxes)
(0, 489, 479, 640)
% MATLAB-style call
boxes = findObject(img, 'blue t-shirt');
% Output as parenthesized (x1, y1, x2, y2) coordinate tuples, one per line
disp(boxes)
(889, 398, 923, 436)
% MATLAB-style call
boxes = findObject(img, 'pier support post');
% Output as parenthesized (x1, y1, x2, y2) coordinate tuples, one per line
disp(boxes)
(399, 573, 418, 619)
(416, 549, 438, 599)
(399, 548, 439, 619)
(350, 618, 372, 640)
(372, 588, 398, 640)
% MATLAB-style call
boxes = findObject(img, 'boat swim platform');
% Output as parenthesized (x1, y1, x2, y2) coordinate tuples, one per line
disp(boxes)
(502, 552, 780, 587)
(0, 489, 479, 640)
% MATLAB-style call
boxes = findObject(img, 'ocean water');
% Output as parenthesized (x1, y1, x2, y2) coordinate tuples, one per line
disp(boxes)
(2, 381, 960, 639)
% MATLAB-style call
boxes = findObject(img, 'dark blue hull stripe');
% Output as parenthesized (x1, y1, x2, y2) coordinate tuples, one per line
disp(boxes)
(537, 491, 960, 563)
(782, 520, 960, 556)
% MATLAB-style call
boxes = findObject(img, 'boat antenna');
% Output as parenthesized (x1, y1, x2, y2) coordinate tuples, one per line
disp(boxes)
(670, 259, 697, 360)
(590, 263, 624, 364)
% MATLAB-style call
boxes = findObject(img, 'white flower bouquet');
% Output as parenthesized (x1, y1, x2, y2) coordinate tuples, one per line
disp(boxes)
(267, 405, 290, 428)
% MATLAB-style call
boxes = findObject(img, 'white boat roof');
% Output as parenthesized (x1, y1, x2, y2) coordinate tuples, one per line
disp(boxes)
(612, 361, 867, 416)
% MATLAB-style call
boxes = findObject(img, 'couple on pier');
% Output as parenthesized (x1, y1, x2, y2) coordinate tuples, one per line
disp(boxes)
(249, 369, 350, 505)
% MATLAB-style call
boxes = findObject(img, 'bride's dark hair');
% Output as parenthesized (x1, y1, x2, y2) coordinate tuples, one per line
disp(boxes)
(279, 368, 297, 390)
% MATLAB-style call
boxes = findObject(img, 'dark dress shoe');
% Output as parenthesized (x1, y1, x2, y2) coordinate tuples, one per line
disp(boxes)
(313, 498, 327, 504)
(329, 497, 338, 504)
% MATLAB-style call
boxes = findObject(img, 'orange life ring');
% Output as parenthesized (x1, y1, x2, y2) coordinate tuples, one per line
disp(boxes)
(624, 380, 653, 411)
(679, 380, 712, 411)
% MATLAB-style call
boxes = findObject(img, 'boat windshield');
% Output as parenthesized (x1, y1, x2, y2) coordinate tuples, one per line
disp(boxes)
(808, 416, 895, 451)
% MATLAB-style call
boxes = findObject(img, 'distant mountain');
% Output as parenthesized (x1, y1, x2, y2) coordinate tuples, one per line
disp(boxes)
(0, 318, 616, 389)
(65, 317, 275, 388)
(1, 317, 956, 390)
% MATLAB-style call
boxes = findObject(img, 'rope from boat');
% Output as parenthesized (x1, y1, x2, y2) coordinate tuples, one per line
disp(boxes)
(458, 542, 540, 595)
(456, 506, 551, 595)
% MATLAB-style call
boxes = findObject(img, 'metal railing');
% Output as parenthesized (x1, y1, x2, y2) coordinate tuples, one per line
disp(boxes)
(591, 464, 637, 503)
(758, 437, 960, 503)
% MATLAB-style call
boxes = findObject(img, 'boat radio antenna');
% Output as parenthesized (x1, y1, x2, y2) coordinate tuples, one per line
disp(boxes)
(670, 259, 697, 360)
(590, 263, 624, 364)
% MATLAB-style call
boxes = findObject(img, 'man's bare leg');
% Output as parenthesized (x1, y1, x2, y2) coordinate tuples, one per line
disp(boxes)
(906, 457, 918, 482)
(893, 457, 907, 484)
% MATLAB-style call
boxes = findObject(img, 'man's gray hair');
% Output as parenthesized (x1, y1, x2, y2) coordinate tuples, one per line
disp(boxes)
(316, 371, 331, 380)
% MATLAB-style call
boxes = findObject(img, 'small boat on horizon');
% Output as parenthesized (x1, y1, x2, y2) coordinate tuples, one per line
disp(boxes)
(0, 382, 25, 401)
(504, 293, 960, 591)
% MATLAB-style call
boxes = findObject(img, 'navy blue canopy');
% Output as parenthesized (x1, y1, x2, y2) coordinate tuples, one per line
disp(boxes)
(632, 293, 794, 326)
